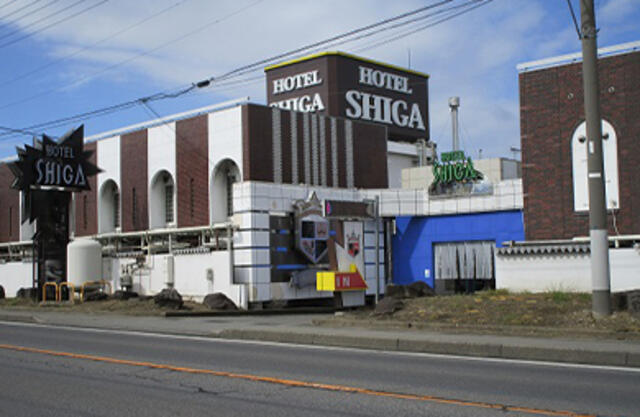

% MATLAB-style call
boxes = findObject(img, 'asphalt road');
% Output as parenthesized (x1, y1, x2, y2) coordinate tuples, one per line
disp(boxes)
(0, 322, 638, 417)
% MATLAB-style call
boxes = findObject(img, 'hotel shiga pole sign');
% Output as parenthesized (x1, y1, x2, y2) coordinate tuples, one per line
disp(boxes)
(8, 125, 101, 299)
(10, 126, 98, 190)
(429, 151, 490, 197)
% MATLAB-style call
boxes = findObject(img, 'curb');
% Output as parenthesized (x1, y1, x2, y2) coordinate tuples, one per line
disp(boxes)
(165, 307, 337, 317)
(219, 328, 640, 368)
(0, 313, 40, 324)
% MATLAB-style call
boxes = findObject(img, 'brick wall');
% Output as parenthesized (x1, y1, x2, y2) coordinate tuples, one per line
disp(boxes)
(176, 115, 209, 227)
(120, 130, 148, 232)
(74, 141, 98, 236)
(520, 50, 640, 240)
(242, 104, 388, 188)
(0, 164, 19, 242)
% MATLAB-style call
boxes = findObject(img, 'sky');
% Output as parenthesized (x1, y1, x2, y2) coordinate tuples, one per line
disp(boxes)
(0, 0, 638, 161)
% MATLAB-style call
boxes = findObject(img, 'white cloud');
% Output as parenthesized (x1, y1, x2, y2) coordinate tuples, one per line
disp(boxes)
(0, 0, 637, 160)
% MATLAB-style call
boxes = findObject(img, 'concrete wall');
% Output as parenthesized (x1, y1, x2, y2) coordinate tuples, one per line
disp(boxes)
(388, 153, 415, 188)
(496, 248, 640, 293)
(376, 179, 522, 217)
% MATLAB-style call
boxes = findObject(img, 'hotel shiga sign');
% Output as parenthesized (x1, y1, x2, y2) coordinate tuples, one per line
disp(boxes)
(9, 125, 101, 221)
(429, 151, 490, 197)
(265, 52, 429, 143)
(10, 125, 99, 192)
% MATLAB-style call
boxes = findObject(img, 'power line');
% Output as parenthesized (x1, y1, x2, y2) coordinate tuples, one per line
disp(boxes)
(0, 0, 262, 111)
(210, 0, 454, 83)
(0, 0, 108, 49)
(0, 0, 484, 142)
(354, 0, 493, 54)
(0, 125, 42, 137)
(313, 0, 477, 55)
(0, 0, 85, 43)
(0, 1, 60, 32)
(0, 0, 42, 22)
(0, 0, 190, 87)
(566, 0, 582, 39)
(0, 1, 19, 11)
(192, 1, 489, 88)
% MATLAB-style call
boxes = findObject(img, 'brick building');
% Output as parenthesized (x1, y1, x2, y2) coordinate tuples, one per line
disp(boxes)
(518, 41, 640, 241)
(0, 101, 390, 242)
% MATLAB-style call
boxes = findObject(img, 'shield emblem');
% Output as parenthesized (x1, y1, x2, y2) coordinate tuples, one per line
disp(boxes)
(348, 241, 359, 257)
(347, 231, 360, 257)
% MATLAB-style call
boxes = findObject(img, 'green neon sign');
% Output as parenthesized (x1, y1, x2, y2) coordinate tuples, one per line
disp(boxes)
(431, 151, 481, 185)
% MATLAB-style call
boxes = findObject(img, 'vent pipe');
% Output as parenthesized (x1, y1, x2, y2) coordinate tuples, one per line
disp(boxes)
(449, 97, 460, 151)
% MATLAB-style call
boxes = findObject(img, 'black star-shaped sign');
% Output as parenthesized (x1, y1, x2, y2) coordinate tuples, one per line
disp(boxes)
(8, 125, 101, 223)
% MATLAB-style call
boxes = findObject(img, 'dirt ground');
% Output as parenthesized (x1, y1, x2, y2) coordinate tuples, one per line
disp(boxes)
(0, 296, 211, 316)
(2, 290, 640, 340)
(320, 290, 640, 340)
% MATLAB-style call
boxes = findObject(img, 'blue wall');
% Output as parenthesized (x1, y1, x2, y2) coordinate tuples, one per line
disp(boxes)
(392, 210, 524, 287)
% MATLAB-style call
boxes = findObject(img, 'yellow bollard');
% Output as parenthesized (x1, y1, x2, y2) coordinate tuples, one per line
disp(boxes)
(59, 282, 75, 303)
(42, 282, 58, 303)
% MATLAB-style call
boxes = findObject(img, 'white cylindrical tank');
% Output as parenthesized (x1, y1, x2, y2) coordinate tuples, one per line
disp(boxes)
(67, 239, 102, 287)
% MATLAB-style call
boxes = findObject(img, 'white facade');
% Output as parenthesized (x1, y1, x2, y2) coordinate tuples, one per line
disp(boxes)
(97, 135, 121, 233)
(231, 181, 386, 304)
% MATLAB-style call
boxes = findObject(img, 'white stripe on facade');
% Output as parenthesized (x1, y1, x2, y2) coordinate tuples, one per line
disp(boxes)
(331, 118, 338, 187)
(311, 114, 319, 185)
(303, 113, 311, 184)
(319, 115, 327, 186)
(345, 120, 354, 188)
(290, 111, 298, 184)
(271, 107, 282, 183)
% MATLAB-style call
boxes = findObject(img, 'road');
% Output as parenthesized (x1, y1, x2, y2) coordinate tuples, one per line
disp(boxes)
(0, 321, 638, 417)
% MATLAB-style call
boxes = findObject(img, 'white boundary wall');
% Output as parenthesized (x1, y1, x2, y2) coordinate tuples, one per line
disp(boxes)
(496, 248, 640, 293)
(102, 251, 247, 309)
(0, 262, 32, 297)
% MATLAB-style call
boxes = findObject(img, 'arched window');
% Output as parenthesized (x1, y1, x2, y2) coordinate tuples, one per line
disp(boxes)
(571, 119, 619, 212)
(150, 170, 176, 229)
(210, 159, 240, 224)
(99, 179, 120, 233)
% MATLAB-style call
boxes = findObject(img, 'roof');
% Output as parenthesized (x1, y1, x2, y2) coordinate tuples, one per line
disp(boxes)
(517, 40, 640, 73)
(84, 97, 249, 143)
(496, 243, 590, 256)
(264, 51, 430, 79)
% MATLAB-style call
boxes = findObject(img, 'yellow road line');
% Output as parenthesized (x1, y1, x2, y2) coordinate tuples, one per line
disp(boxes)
(0, 343, 595, 417)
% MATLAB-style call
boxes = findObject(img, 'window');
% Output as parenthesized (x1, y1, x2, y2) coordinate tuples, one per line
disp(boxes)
(83, 195, 88, 230)
(165, 178, 174, 224)
(571, 119, 619, 211)
(189, 177, 195, 220)
(114, 190, 120, 229)
(226, 170, 236, 216)
(132, 188, 137, 228)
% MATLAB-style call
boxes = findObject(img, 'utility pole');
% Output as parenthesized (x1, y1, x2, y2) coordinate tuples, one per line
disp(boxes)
(580, 0, 611, 316)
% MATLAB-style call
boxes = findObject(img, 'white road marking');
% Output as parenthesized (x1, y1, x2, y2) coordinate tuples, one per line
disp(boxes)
(1, 320, 639, 374)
